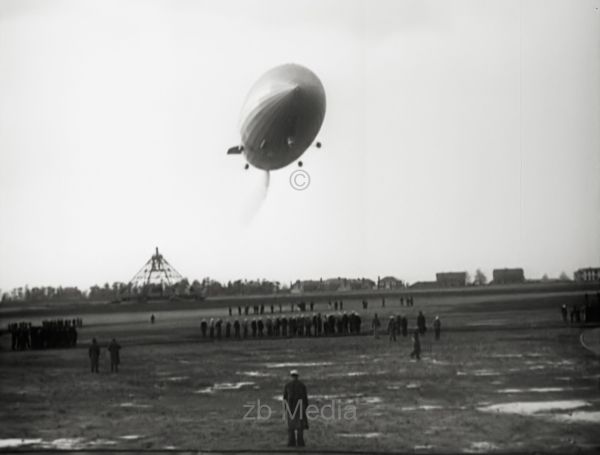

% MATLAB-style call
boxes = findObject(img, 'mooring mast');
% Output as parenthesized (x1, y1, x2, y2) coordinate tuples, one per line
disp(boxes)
(129, 247, 183, 289)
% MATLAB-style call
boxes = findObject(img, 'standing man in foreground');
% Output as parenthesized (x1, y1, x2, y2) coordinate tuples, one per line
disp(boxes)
(283, 369, 309, 447)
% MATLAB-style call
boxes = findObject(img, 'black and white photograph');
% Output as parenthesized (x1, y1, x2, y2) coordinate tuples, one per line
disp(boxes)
(1, 0, 599, 453)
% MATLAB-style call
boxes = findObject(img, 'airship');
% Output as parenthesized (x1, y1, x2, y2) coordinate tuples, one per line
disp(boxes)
(227, 63, 326, 171)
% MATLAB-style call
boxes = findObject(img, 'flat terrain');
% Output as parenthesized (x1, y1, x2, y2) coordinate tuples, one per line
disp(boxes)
(1, 290, 599, 453)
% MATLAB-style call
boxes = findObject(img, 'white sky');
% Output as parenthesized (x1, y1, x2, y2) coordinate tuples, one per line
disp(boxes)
(0, 0, 599, 291)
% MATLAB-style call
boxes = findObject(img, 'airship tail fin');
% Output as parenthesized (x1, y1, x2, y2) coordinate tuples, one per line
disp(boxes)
(227, 145, 244, 154)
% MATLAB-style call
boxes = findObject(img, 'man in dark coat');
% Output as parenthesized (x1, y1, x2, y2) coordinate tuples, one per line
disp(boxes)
(560, 304, 568, 323)
(410, 330, 421, 360)
(417, 311, 426, 335)
(433, 316, 441, 340)
(387, 316, 397, 342)
(283, 369, 309, 447)
(401, 316, 408, 337)
(108, 338, 121, 373)
(89, 338, 100, 373)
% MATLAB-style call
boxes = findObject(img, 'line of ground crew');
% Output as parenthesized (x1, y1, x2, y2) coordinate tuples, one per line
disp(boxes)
(199, 309, 441, 344)
(201, 312, 363, 339)
(226, 297, 419, 317)
(7, 318, 82, 350)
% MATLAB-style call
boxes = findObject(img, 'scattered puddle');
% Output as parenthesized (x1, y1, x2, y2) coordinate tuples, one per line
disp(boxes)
(120, 435, 143, 440)
(550, 411, 600, 423)
(84, 439, 118, 447)
(496, 387, 573, 393)
(337, 432, 382, 439)
(414, 444, 434, 450)
(327, 371, 370, 377)
(196, 387, 214, 394)
(478, 400, 590, 415)
(465, 441, 499, 452)
(236, 371, 272, 377)
(264, 361, 334, 368)
(401, 405, 443, 411)
(45, 438, 85, 449)
(466, 320, 506, 326)
(312, 394, 354, 400)
(167, 376, 189, 382)
(2, 438, 120, 449)
(472, 369, 500, 376)
(214, 381, 254, 390)
(361, 396, 383, 404)
(0, 439, 43, 449)
(406, 382, 421, 389)
(195, 381, 255, 394)
(118, 402, 151, 409)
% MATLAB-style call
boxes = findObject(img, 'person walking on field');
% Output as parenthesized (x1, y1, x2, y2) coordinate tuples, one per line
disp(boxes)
(283, 369, 309, 447)
(372, 313, 381, 338)
(433, 316, 441, 340)
(387, 316, 397, 342)
(89, 338, 100, 373)
(108, 338, 121, 373)
(417, 311, 426, 335)
(410, 330, 421, 360)
(561, 304, 567, 323)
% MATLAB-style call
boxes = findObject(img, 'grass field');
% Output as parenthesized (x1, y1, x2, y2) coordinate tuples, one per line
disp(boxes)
(1, 289, 599, 453)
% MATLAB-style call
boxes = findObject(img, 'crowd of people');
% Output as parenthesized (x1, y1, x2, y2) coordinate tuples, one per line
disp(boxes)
(7, 318, 82, 350)
(200, 312, 363, 339)
(560, 293, 600, 324)
(198, 307, 441, 346)
(363, 296, 415, 310)
(227, 300, 358, 317)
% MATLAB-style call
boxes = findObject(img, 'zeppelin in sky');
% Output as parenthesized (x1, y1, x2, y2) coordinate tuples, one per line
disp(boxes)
(227, 64, 326, 171)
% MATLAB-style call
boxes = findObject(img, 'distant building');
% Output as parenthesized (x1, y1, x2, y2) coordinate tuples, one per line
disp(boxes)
(574, 267, 600, 282)
(436, 272, 467, 287)
(410, 281, 438, 289)
(291, 277, 376, 293)
(378, 276, 404, 289)
(492, 268, 525, 285)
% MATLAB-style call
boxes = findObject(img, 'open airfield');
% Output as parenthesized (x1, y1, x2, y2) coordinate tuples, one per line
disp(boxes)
(1, 289, 600, 453)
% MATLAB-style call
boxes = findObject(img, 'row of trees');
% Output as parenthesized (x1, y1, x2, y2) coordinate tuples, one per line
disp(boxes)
(1, 278, 291, 303)
(1, 271, 574, 304)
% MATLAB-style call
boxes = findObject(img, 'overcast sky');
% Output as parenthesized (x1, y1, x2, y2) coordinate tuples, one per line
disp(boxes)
(0, 0, 598, 291)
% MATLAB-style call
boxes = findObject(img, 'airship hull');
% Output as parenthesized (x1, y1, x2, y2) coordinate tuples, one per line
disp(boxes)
(239, 64, 326, 171)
